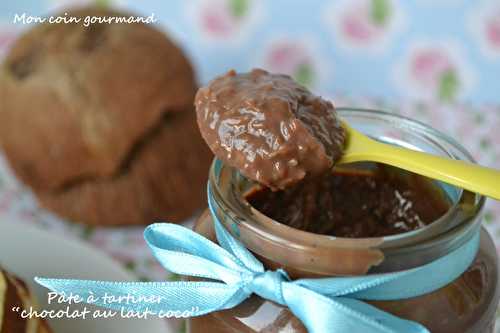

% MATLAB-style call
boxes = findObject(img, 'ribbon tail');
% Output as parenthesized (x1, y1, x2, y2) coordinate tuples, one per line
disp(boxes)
(35, 278, 249, 317)
(208, 184, 264, 273)
(283, 282, 429, 333)
(145, 223, 247, 284)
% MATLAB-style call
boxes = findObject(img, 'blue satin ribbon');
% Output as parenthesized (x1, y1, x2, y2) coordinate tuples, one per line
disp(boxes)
(36, 185, 480, 333)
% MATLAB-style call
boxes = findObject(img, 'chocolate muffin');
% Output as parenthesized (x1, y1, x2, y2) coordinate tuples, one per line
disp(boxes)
(0, 268, 52, 333)
(0, 7, 212, 225)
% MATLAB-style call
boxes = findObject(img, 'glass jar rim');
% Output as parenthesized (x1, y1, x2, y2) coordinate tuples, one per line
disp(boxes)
(208, 108, 486, 273)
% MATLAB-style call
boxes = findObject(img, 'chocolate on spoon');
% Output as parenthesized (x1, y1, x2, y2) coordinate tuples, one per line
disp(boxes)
(195, 69, 346, 190)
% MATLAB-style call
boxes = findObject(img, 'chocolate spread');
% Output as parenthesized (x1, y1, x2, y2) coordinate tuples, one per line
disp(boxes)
(246, 164, 451, 238)
(195, 69, 345, 190)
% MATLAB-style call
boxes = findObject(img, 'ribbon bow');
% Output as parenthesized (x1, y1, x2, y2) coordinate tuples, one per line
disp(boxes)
(36, 187, 479, 333)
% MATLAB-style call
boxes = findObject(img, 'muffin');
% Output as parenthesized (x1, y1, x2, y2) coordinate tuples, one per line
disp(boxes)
(0, 268, 52, 333)
(38, 110, 212, 225)
(0, 7, 212, 225)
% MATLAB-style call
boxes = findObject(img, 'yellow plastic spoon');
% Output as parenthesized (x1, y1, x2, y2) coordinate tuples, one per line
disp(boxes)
(338, 122, 500, 200)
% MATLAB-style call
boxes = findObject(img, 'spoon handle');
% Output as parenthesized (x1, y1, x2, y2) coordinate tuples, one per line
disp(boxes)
(349, 140, 500, 200)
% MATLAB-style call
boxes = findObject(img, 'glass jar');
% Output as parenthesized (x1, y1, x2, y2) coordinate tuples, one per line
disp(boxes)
(188, 108, 500, 333)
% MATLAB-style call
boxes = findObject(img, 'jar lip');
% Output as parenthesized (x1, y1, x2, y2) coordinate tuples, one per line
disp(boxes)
(209, 107, 486, 251)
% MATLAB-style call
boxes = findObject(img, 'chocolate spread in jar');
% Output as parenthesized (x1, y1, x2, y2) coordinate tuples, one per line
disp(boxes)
(246, 163, 452, 238)
(195, 69, 345, 190)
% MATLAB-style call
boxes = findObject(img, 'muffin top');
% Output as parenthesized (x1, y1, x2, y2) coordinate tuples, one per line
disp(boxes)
(0, 7, 197, 191)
